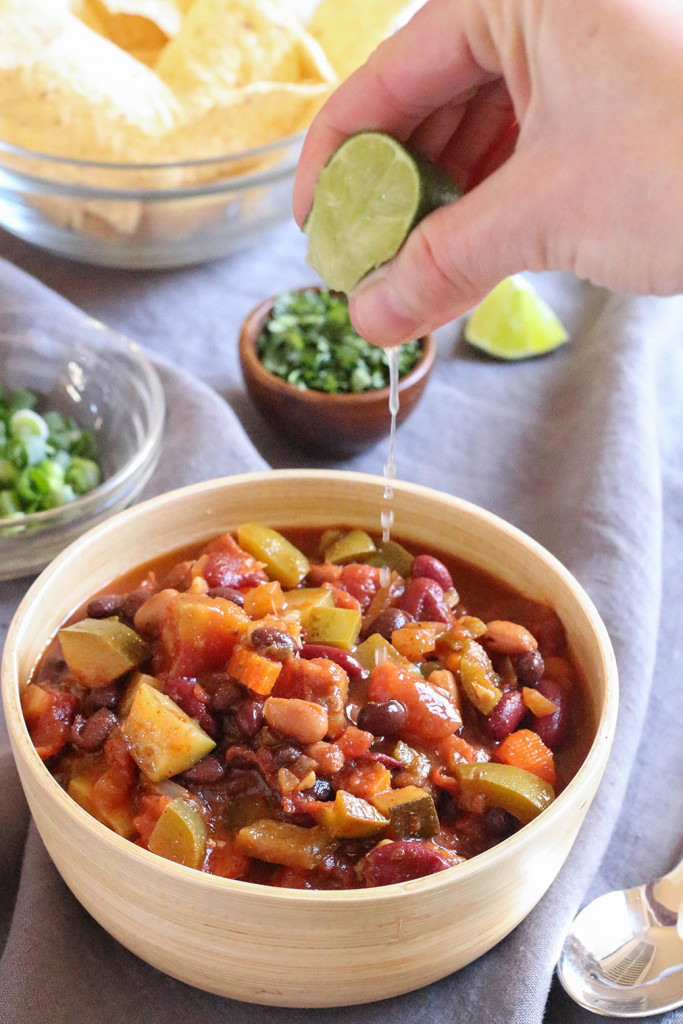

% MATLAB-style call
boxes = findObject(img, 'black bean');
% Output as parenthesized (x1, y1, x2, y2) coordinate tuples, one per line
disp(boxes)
(235, 699, 265, 738)
(250, 627, 299, 661)
(119, 588, 154, 626)
(365, 606, 412, 641)
(483, 689, 526, 741)
(179, 755, 225, 785)
(311, 778, 335, 802)
(484, 807, 517, 837)
(86, 594, 123, 618)
(207, 586, 245, 606)
(356, 699, 407, 737)
(70, 709, 118, 752)
(82, 683, 120, 714)
(515, 649, 545, 687)
(273, 744, 302, 768)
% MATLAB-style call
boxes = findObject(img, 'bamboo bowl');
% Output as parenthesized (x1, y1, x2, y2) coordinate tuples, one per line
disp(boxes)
(1, 470, 618, 1007)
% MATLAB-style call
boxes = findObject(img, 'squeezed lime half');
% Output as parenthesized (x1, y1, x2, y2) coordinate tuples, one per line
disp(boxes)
(464, 275, 569, 360)
(304, 131, 462, 294)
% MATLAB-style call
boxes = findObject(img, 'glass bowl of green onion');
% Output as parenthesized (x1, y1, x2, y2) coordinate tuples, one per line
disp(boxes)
(0, 312, 164, 580)
(238, 287, 436, 456)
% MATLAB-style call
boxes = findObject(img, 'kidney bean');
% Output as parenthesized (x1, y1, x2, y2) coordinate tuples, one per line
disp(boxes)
(483, 689, 527, 741)
(363, 607, 412, 641)
(202, 673, 243, 713)
(311, 778, 335, 802)
(179, 755, 225, 785)
(264, 697, 328, 745)
(531, 679, 570, 750)
(411, 554, 454, 591)
(251, 627, 300, 661)
(515, 649, 545, 687)
(300, 644, 366, 679)
(207, 586, 245, 606)
(86, 593, 123, 619)
(164, 677, 218, 739)
(363, 840, 454, 886)
(70, 709, 118, 752)
(356, 699, 407, 737)
(235, 698, 265, 738)
(483, 621, 538, 656)
(398, 578, 450, 623)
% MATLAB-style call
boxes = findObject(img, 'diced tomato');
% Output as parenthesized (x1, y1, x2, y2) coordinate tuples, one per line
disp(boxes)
(333, 725, 373, 759)
(163, 677, 218, 737)
(91, 734, 138, 838)
(192, 533, 267, 589)
(440, 734, 489, 769)
(269, 867, 316, 889)
(337, 760, 391, 800)
(368, 662, 460, 744)
(273, 658, 349, 739)
(133, 793, 171, 846)
(339, 564, 380, 610)
(323, 584, 362, 611)
(21, 683, 78, 761)
(205, 839, 250, 879)
(159, 592, 249, 675)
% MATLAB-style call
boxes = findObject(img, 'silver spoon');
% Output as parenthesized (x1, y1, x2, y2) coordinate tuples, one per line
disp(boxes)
(557, 852, 683, 1017)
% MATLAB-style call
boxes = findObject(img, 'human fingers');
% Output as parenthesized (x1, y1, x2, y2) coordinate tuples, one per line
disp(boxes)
(348, 147, 553, 346)
(293, 0, 499, 226)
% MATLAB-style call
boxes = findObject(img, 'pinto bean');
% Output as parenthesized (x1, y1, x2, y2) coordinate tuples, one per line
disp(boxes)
(483, 621, 538, 656)
(398, 578, 450, 623)
(483, 689, 527, 741)
(363, 840, 455, 886)
(411, 554, 454, 591)
(70, 709, 118, 752)
(531, 679, 570, 750)
(300, 644, 366, 679)
(264, 697, 329, 746)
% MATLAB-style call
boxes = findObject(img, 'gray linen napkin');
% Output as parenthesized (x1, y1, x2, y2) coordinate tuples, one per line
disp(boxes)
(0, 254, 682, 1024)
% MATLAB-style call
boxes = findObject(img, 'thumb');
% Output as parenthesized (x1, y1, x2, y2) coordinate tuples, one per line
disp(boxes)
(349, 149, 554, 346)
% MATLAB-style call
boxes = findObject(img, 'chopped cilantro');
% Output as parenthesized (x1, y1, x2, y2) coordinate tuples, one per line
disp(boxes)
(256, 288, 422, 394)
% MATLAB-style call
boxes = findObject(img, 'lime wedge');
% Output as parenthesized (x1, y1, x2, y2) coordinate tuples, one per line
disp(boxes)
(304, 131, 462, 294)
(464, 276, 569, 360)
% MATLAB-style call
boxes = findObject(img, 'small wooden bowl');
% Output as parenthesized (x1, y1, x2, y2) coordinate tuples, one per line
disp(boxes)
(238, 292, 436, 456)
(1, 471, 618, 1007)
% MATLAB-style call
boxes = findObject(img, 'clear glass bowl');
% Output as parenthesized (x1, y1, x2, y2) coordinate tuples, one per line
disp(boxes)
(0, 311, 165, 580)
(0, 133, 304, 269)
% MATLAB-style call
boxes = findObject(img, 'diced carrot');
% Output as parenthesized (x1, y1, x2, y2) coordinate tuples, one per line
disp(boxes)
(391, 623, 439, 661)
(340, 761, 392, 799)
(496, 729, 556, 786)
(228, 644, 282, 696)
(334, 725, 373, 759)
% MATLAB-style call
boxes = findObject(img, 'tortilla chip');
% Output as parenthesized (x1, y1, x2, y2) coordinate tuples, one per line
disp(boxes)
(152, 80, 332, 170)
(308, 0, 411, 80)
(0, 0, 183, 161)
(155, 0, 333, 115)
(95, 0, 186, 37)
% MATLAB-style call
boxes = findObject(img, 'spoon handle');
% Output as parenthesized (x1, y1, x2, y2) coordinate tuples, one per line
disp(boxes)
(652, 850, 683, 915)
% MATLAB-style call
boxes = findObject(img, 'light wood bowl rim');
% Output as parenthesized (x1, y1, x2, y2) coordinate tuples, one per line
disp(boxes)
(2, 469, 618, 904)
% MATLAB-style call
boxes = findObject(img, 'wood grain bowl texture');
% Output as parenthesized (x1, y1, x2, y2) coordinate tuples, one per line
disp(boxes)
(238, 294, 436, 456)
(1, 471, 619, 1007)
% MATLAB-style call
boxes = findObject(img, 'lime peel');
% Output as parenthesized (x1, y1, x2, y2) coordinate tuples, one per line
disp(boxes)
(464, 276, 569, 361)
(304, 131, 462, 294)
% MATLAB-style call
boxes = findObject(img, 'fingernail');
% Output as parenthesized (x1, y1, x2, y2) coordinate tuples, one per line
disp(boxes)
(351, 267, 422, 345)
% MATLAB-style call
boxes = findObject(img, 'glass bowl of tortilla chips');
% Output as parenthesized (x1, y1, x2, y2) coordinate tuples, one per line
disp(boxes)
(0, 0, 415, 269)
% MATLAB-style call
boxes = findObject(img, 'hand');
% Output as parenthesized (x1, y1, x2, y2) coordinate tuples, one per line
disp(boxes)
(294, 0, 683, 345)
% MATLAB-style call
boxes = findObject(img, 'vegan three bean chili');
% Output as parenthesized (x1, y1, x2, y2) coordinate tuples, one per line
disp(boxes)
(24, 525, 594, 889)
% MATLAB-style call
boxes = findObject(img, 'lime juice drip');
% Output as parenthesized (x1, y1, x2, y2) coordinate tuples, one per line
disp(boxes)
(379, 345, 400, 590)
